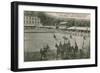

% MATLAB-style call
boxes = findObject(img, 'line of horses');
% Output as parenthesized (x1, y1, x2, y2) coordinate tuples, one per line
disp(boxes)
(39, 34, 90, 60)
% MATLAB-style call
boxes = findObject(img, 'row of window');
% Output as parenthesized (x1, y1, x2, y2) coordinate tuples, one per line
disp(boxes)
(24, 16, 41, 25)
(24, 16, 39, 20)
(24, 20, 40, 24)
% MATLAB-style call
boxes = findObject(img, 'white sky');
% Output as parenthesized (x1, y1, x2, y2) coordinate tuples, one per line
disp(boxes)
(45, 12, 90, 20)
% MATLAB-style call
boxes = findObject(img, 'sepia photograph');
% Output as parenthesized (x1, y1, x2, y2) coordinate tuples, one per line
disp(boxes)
(11, 2, 97, 71)
(24, 11, 90, 62)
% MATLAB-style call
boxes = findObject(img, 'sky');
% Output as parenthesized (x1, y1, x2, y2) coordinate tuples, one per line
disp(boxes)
(45, 12, 90, 20)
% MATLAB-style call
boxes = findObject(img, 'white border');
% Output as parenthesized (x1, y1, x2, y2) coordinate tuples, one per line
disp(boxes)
(18, 5, 95, 68)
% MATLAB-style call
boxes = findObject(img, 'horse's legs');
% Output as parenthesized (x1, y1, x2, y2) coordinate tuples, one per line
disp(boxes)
(56, 49, 58, 59)
(40, 53, 43, 60)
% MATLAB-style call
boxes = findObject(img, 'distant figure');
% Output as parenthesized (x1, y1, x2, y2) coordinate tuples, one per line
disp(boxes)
(40, 44, 50, 60)
(55, 42, 63, 59)
(69, 35, 75, 49)
(81, 36, 90, 58)
(63, 36, 68, 40)
(55, 43, 59, 58)
(75, 41, 78, 52)
(53, 34, 58, 41)
(82, 36, 86, 49)
(40, 48, 44, 60)
(73, 41, 79, 58)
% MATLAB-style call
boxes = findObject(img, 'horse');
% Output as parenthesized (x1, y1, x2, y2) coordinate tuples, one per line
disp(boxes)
(55, 42, 63, 59)
(55, 41, 68, 59)
(40, 45, 50, 60)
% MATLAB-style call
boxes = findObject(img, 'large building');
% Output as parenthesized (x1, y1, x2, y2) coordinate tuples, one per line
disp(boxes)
(24, 11, 42, 27)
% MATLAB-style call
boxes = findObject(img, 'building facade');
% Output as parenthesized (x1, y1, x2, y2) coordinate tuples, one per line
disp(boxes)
(24, 11, 42, 27)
